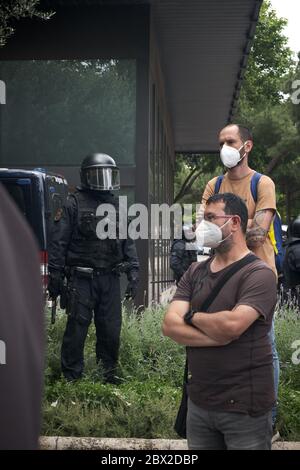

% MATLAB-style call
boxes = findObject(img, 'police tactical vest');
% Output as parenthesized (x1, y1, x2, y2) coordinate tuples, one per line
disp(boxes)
(284, 239, 300, 288)
(66, 191, 123, 269)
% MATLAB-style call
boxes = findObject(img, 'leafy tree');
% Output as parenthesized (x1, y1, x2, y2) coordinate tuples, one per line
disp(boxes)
(174, 0, 299, 223)
(233, 1, 300, 222)
(238, 0, 292, 109)
(0, 0, 54, 47)
(234, 1, 297, 215)
(288, 53, 300, 127)
(174, 154, 222, 204)
(233, 0, 296, 175)
(274, 54, 300, 220)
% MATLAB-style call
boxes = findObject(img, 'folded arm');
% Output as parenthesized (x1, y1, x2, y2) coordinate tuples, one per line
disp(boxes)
(191, 304, 261, 342)
(162, 300, 231, 347)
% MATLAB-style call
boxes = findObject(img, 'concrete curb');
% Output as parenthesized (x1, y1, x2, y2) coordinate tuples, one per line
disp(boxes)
(40, 437, 188, 450)
(40, 437, 300, 450)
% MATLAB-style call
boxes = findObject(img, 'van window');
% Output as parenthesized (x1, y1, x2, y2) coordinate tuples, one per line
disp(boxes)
(3, 182, 28, 217)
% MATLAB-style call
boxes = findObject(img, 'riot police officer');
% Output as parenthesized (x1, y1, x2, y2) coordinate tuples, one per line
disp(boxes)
(283, 216, 300, 306)
(170, 224, 198, 284)
(48, 153, 139, 384)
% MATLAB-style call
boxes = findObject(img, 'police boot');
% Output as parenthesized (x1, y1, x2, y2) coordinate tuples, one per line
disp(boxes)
(103, 366, 122, 385)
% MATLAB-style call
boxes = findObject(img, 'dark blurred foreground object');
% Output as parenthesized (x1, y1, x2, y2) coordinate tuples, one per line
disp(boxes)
(0, 184, 44, 450)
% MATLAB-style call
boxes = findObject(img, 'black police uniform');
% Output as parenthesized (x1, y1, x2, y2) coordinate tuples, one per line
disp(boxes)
(282, 216, 300, 306)
(170, 237, 197, 284)
(48, 188, 139, 382)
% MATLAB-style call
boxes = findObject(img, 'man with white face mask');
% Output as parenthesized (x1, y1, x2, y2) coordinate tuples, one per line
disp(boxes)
(199, 124, 279, 437)
(195, 214, 233, 252)
(163, 193, 277, 450)
(200, 124, 276, 273)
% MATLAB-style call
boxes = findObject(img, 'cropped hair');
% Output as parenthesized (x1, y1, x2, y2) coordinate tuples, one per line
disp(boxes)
(223, 123, 253, 142)
(206, 192, 248, 233)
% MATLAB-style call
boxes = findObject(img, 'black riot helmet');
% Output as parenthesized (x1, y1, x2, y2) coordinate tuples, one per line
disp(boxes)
(80, 153, 120, 191)
(289, 216, 300, 239)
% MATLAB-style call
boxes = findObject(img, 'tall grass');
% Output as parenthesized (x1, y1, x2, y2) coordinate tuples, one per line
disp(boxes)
(43, 304, 185, 438)
(43, 301, 300, 439)
(274, 301, 300, 440)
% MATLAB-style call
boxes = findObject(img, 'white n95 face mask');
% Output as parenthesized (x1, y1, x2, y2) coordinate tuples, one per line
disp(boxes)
(220, 143, 247, 169)
(195, 219, 232, 248)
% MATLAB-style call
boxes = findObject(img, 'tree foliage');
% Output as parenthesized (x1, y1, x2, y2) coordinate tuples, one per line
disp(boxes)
(0, 59, 136, 166)
(239, 0, 292, 108)
(230, 1, 300, 221)
(175, 1, 300, 222)
(174, 154, 222, 204)
(0, 0, 54, 47)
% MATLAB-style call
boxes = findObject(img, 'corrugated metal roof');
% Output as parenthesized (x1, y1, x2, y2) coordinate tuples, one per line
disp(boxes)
(42, 0, 261, 152)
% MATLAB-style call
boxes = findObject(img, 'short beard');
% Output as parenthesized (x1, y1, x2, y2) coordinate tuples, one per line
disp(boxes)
(215, 237, 233, 254)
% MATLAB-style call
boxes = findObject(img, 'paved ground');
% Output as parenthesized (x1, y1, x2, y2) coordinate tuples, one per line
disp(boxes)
(40, 437, 300, 450)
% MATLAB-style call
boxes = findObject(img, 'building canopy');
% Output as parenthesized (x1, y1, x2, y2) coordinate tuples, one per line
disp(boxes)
(43, 0, 261, 153)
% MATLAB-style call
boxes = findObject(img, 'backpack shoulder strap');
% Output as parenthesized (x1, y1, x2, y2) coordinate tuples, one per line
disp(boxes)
(201, 254, 258, 312)
(214, 175, 224, 194)
(250, 172, 262, 203)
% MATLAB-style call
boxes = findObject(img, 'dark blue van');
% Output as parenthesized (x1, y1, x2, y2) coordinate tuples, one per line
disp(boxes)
(0, 168, 68, 291)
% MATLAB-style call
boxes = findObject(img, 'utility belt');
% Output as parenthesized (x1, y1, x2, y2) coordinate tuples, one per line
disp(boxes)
(67, 265, 120, 278)
(61, 265, 121, 319)
(70, 266, 94, 278)
(61, 267, 94, 319)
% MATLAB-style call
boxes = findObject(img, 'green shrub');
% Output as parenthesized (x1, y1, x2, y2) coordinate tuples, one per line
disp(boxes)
(119, 304, 185, 386)
(275, 306, 300, 365)
(43, 378, 181, 438)
(274, 305, 300, 438)
(277, 386, 300, 440)
(43, 302, 300, 440)
(43, 305, 185, 438)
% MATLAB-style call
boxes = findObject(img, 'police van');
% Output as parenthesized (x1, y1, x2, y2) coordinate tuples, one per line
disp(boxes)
(0, 168, 68, 292)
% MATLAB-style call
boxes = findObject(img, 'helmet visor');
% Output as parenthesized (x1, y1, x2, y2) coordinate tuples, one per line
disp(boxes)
(84, 167, 120, 190)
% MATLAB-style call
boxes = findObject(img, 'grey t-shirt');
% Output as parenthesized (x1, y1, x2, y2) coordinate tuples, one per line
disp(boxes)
(173, 254, 277, 416)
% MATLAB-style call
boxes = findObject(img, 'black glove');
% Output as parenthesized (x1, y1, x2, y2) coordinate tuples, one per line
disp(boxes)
(48, 269, 64, 299)
(125, 270, 139, 300)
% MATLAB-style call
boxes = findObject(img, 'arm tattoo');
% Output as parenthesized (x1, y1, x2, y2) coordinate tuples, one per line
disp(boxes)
(246, 210, 269, 247)
(252, 210, 269, 230)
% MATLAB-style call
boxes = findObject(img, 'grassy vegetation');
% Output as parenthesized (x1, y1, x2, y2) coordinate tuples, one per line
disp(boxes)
(43, 305, 184, 438)
(43, 302, 300, 440)
(275, 300, 300, 440)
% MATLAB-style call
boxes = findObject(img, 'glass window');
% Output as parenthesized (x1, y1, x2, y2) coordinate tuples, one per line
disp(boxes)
(0, 59, 136, 166)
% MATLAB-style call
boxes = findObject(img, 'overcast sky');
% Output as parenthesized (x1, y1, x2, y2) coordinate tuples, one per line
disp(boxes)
(270, 0, 299, 55)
